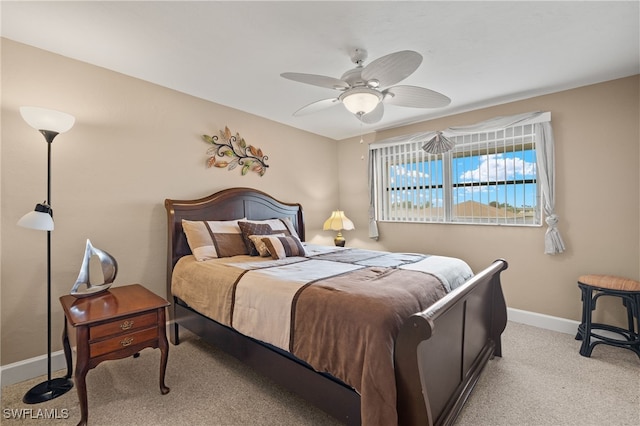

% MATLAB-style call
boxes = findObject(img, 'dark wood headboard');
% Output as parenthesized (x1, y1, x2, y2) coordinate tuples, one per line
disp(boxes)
(164, 187, 305, 286)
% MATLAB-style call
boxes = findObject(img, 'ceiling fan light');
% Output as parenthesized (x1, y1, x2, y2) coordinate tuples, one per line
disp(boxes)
(340, 88, 382, 115)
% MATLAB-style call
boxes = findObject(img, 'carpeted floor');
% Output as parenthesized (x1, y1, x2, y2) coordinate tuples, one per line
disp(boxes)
(455, 322, 639, 426)
(1, 322, 638, 425)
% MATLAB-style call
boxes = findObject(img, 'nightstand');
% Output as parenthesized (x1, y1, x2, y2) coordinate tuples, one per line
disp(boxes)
(60, 284, 170, 426)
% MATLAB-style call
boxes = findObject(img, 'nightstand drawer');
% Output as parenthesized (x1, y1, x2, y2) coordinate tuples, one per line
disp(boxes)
(90, 312, 157, 340)
(90, 327, 158, 358)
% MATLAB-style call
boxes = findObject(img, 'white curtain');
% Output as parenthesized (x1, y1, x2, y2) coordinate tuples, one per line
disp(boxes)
(535, 120, 565, 254)
(368, 111, 565, 254)
(367, 149, 379, 240)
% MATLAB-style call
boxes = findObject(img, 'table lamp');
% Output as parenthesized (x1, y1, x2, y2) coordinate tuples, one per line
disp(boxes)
(323, 210, 355, 247)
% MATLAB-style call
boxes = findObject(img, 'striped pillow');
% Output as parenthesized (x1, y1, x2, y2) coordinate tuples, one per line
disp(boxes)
(238, 218, 298, 255)
(261, 235, 306, 260)
(182, 219, 248, 261)
(249, 233, 285, 257)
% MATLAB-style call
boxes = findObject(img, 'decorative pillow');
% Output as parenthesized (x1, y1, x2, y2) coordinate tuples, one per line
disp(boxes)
(261, 235, 306, 260)
(249, 233, 285, 257)
(238, 218, 299, 255)
(182, 219, 247, 261)
(238, 222, 275, 255)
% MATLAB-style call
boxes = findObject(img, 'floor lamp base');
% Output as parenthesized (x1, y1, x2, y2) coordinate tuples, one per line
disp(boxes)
(23, 377, 74, 404)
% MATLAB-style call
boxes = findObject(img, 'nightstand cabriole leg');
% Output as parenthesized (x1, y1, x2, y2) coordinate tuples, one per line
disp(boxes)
(158, 308, 170, 395)
(62, 317, 73, 379)
(75, 326, 89, 426)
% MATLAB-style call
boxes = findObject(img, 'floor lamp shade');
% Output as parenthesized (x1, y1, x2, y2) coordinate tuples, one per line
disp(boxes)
(18, 106, 75, 404)
(20, 106, 75, 134)
(17, 203, 54, 231)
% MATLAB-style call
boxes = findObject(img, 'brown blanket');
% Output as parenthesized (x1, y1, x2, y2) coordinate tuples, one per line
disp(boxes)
(291, 267, 447, 426)
(172, 247, 470, 425)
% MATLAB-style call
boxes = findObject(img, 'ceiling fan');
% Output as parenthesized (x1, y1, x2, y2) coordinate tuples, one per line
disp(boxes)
(280, 48, 451, 124)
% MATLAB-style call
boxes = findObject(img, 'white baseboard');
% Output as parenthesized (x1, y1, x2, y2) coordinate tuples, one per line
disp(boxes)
(507, 307, 579, 335)
(1, 350, 68, 388)
(2, 309, 579, 388)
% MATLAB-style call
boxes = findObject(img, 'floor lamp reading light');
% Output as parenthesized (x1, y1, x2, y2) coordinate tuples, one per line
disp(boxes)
(17, 106, 75, 404)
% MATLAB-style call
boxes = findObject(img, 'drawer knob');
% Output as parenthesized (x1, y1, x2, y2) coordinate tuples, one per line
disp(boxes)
(120, 320, 134, 330)
(120, 337, 134, 347)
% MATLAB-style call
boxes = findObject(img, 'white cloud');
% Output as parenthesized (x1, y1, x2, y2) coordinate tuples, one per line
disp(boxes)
(389, 165, 429, 185)
(459, 153, 535, 182)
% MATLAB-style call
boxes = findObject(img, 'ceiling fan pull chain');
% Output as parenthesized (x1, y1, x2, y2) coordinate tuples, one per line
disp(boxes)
(360, 120, 365, 160)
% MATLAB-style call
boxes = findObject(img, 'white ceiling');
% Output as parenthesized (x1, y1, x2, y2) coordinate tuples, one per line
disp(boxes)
(2, 1, 639, 140)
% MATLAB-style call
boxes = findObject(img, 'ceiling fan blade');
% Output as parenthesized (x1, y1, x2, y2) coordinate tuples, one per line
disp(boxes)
(361, 50, 422, 88)
(357, 102, 384, 124)
(293, 98, 340, 116)
(280, 72, 349, 90)
(383, 85, 451, 108)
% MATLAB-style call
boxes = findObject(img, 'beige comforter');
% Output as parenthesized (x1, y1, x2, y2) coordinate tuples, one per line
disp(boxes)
(172, 245, 473, 426)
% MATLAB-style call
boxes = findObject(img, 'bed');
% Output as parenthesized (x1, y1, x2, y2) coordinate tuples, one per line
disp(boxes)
(165, 187, 508, 426)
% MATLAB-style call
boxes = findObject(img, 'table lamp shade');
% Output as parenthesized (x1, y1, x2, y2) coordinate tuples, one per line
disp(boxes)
(323, 210, 355, 231)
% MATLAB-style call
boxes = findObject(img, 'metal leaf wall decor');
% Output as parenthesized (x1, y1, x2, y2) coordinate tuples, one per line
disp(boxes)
(203, 126, 269, 176)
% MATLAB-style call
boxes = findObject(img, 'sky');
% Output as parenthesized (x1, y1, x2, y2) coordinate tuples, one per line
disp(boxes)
(390, 149, 537, 210)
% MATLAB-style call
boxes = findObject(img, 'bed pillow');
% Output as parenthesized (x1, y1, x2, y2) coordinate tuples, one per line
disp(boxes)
(278, 217, 300, 239)
(182, 219, 248, 261)
(261, 235, 306, 260)
(248, 233, 285, 257)
(240, 217, 298, 236)
(238, 218, 298, 255)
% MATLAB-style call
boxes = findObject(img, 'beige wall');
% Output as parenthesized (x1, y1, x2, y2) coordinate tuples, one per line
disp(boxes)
(1, 38, 639, 367)
(0, 39, 339, 365)
(338, 75, 640, 327)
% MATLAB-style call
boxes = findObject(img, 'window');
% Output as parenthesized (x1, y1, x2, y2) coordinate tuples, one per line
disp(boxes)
(371, 122, 542, 226)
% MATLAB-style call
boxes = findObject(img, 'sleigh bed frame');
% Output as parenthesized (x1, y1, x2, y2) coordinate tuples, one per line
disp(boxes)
(165, 187, 508, 426)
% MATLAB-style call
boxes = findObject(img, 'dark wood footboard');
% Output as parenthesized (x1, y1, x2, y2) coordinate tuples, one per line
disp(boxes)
(395, 259, 508, 426)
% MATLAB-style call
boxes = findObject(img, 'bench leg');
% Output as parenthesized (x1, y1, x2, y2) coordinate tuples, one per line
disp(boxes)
(578, 286, 595, 357)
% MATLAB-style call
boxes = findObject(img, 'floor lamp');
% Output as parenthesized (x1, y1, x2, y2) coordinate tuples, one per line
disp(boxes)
(17, 106, 75, 404)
